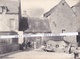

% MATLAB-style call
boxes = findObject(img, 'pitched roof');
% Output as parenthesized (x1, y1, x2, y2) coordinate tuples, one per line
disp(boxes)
(0, 0, 19, 14)
(24, 17, 51, 33)
(43, 0, 70, 17)
(44, 6, 57, 17)
(73, 2, 80, 7)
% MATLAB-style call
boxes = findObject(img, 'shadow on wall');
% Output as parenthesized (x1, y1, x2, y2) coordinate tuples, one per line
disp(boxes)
(19, 17, 29, 31)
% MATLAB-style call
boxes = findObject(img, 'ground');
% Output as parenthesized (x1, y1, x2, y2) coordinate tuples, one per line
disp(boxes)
(0, 49, 74, 59)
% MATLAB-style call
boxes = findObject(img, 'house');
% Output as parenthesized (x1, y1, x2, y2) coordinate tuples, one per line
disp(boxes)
(0, 0, 21, 31)
(0, 0, 21, 54)
(71, 2, 80, 46)
(23, 17, 51, 49)
(43, 0, 79, 46)
(72, 1, 80, 32)
(44, 0, 78, 33)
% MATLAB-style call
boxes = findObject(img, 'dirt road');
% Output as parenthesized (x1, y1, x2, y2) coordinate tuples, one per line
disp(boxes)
(0, 50, 74, 59)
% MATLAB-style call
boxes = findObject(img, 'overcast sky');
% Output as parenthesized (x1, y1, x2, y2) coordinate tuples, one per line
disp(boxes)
(21, 0, 79, 18)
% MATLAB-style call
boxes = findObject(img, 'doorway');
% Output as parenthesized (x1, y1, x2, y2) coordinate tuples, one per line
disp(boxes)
(77, 35, 80, 47)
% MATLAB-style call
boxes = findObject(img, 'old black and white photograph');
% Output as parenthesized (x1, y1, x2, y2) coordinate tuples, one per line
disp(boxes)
(0, 0, 80, 59)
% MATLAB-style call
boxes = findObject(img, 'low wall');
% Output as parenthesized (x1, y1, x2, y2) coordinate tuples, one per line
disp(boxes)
(0, 44, 19, 54)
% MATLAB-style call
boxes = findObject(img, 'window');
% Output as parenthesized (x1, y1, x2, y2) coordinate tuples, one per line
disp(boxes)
(1, 6, 8, 14)
(53, 21, 56, 27)
(62, 3, 64, 5)
(56, 44, 59, 48)
(62, 29, 65, 33)
(10, 18, 15, 30)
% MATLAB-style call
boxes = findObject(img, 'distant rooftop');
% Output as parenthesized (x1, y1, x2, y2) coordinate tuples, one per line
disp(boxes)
(24, 17, 51, 33)
(43, 0, 68, 17)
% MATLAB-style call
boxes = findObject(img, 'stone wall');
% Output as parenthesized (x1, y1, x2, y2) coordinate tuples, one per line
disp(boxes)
(0, 32, 19, 54)
(0, 44, 19, 54)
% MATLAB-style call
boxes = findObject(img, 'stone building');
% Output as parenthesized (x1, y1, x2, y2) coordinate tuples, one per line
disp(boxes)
(43, 0, 79, 46)
(0, 0, 21, 31)
(72, 1, 80, 32)
(44, 0, 78, 33)
(0, 0, 21, 54)
(72, 1, 80, 46)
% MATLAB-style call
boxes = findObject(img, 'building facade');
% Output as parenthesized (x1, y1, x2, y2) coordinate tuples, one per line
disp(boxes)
(72, 2, 80, 46)
(0, 0, 20, 54)
(72, 1, 80, 32)
(44, 0, 78, 33)
(0, 0, 20, 31)
(43, 0, 79, 46)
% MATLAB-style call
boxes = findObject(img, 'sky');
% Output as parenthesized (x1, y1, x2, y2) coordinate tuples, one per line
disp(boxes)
(21, 0, 79, 18)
